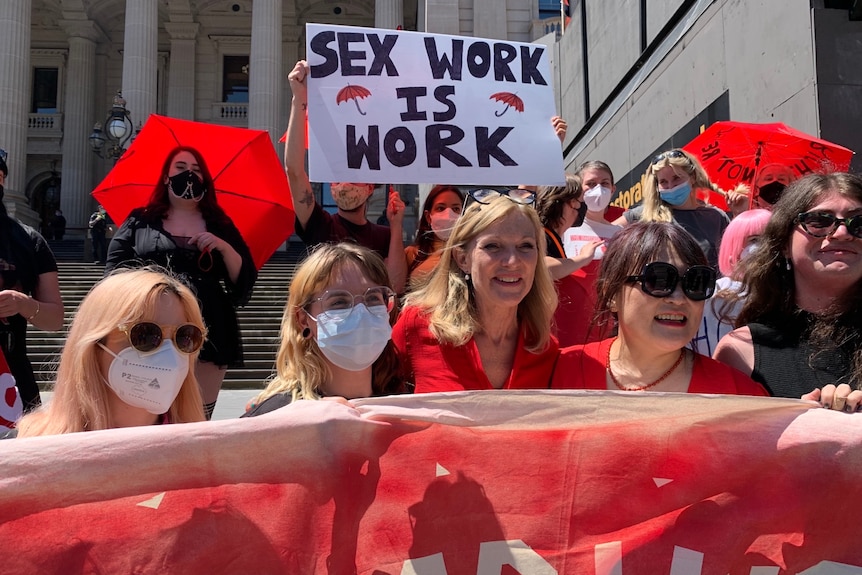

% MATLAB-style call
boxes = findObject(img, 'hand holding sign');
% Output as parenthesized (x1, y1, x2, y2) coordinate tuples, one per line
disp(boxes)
(288, 60, 310, 105)
(386, 187, 405, 227)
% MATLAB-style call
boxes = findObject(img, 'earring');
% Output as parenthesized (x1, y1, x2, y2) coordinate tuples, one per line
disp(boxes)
(301, 327, 311, 338)
(464, 273, 471, 282)
(785, 258, 792, 271)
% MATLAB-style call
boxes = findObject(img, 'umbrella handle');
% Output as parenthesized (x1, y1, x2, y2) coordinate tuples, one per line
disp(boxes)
(495, 105, 510, 117)
(354, 99, 367, 116)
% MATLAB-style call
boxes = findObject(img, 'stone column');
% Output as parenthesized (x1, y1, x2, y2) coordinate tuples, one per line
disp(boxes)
(122, 0, 158, 124)
(375, 0, 403, 30)
(165, 23, 199, 120)
(474, 0, 508, 40)
(249, 0, 282, 147)
(425, 0, 459, 35)
(59, 20, 100, 235)
(0, 0, 32, 211)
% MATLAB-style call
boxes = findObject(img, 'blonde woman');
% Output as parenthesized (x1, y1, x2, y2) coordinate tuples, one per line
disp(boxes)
(243, 243, 402, 416)
(12, 268, 206, 437)
(393, 190, 559, 392)
(614, 149, 730, 267)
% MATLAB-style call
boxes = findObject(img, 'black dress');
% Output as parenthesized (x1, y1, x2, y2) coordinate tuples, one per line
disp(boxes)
(105, 209, 257, 368)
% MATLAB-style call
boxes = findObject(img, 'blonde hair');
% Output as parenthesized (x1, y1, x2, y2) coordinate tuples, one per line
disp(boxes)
(405, 195, 557, 352)
(16, 268, 206, 437)
(253, 243, 400, 405)
(641, 149, 727, 222)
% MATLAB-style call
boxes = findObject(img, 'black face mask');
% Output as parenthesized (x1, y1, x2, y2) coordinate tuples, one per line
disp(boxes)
(168, 170, 206, 200)
(757, 181, 786, 205)
(573, 200, 589, 228)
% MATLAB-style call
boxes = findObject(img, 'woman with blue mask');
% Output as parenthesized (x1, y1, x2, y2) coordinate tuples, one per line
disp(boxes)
(614, 149, 730, 267)
(243, 243, 403, 416)
(10, 268, 206, 437)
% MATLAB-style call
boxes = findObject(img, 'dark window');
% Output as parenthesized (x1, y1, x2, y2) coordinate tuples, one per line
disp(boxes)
(222, 55, 249, 103)
(32, 68, 58, 113)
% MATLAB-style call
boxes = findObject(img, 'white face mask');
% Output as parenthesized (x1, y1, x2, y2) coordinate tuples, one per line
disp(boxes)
(583, 184, 613, 212)
(99, 340, 189, 415)
(310, 304, 392, 372)
(429, 208, 459, 241)
(739, 243, 759, 261)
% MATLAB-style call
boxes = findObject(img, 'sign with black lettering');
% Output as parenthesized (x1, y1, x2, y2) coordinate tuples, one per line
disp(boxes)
(306, 23, 566, 185)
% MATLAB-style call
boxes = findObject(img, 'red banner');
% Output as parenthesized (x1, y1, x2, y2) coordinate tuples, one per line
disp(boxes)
(2, 391, 862, 574)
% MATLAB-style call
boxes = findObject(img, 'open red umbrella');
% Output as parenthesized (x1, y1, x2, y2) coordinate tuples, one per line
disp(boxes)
(489, 92, 524, 117)
(336, 84, 371, 115)
(92, 115, 294, 269)
(684, 121, 854, 209)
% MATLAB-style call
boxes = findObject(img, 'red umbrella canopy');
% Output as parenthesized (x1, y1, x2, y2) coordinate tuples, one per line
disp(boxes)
(92, 115, 294, 269)
(683, 121, 854, 196)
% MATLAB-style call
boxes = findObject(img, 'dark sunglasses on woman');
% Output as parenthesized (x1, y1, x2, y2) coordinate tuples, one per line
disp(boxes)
(119, 322, 205, 354)
(651, 149, 689, 166)
(797, 211, 862, 239)
(626, 262, 717, 301)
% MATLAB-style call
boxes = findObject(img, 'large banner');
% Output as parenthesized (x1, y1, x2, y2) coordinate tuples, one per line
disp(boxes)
(2, 391, 862, 574)
(305, 24, 566, 186)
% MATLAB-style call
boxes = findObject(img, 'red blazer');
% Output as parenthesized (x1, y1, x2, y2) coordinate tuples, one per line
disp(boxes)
(393, 305, 560, 393)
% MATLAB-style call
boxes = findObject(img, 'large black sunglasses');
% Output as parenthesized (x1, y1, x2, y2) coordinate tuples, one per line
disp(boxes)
(119, 322, 204, 354)
(626, 262, 717, 301)
(797, 211, 862, 239)
(651, 149, 689, 166)
(462, 188, 536, 214)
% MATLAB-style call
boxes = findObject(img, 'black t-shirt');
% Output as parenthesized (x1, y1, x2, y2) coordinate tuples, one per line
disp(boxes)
(296, 203, 391, 259)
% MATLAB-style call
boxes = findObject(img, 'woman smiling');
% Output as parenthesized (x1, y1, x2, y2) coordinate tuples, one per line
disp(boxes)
(393, 189, 559, 392)
(552, 221, 767, 395)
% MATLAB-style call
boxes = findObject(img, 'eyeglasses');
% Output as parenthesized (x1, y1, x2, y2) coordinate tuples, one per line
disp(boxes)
(119, 322, 204, 354)
(797, 211, 862, 239)
(309, 286, 396, 316)
(626, 262, 717, 301)
(651, 149, 688, 165)
(466, 188, 536, 206)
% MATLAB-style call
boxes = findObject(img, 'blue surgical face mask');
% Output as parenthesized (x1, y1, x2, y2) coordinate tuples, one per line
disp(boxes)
(659, 181, 692, 206)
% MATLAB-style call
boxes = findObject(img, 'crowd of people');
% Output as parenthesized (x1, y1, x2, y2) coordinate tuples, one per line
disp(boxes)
(1, 59, 860, 439)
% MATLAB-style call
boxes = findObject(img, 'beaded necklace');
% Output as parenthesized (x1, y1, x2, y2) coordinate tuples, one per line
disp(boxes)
(605, 338, 685, 391)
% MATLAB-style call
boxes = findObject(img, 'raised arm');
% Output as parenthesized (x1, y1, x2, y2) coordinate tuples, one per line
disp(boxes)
(285, 60, 316, 229)
(385, 189, 407, 294)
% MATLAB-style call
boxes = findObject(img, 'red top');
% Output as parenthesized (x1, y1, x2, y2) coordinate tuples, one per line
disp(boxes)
(551, 338, 769, 396)
(392, 305, 560, 393)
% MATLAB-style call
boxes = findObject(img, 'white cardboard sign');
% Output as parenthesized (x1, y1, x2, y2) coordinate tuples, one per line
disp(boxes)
(305, 23, 566, 186)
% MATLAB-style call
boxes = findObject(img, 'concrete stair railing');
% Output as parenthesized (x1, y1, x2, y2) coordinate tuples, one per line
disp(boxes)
(28, 243, 306, 391)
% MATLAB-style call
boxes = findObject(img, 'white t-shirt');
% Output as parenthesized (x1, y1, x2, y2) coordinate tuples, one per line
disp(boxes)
(563, 218, 621, 260)
(689, 276, 744, 356)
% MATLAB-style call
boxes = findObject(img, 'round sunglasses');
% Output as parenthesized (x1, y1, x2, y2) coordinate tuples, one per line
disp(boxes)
(797, 211, 862, 239)
(625, 262, 717, 301)
(119, 322, 205, 354)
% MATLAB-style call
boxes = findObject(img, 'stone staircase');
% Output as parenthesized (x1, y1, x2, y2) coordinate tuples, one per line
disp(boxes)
(29, 243, 307, 391)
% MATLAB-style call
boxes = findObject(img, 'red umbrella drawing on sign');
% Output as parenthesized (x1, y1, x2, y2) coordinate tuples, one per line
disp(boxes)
(337, 84, 371, 115)
(490, 92, 524, 117)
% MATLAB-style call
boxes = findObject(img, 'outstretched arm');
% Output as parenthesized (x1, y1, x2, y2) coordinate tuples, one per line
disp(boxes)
(285, 60, 315, 229)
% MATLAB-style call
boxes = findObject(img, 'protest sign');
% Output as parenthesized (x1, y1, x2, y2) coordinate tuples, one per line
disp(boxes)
(2, 391, 862, 574)
(305, 23, 566, 186)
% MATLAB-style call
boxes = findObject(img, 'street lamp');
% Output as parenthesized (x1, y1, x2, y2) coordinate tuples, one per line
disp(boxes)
(89, 91, 136, 161)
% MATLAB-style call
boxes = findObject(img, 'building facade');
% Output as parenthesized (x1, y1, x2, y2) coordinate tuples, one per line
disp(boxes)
(2, 0, 552, 242)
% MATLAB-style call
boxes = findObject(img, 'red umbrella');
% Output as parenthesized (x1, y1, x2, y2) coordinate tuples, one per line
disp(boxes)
(684, 121, 854, 209)
(336, 84, 371, 115)
(92, 115, 294, 269)
(489, 92, 524, 117)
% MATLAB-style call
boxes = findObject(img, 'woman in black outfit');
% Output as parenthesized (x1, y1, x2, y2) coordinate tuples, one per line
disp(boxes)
(714, 172, 862, 411)
(106, 146, 257, 418)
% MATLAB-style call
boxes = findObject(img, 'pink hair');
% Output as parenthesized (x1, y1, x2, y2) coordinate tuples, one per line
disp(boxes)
(718, 209, 771, 277)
